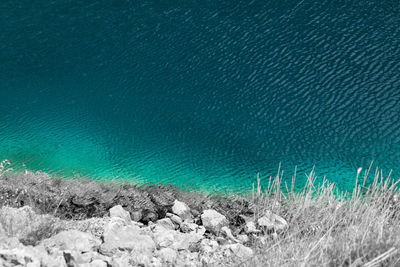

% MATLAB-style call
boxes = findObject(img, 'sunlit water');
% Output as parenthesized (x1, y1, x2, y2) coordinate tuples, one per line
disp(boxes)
(1, 0, 399, 192)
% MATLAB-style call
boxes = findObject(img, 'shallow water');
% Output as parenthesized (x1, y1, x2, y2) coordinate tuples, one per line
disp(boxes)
(1, 0, 399, 192)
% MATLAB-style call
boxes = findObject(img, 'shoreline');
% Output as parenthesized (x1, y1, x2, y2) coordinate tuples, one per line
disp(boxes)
(1, 166, 400, 266)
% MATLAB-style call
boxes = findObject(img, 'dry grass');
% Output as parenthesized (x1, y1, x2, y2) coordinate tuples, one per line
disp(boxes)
(246, 163, 400, 266)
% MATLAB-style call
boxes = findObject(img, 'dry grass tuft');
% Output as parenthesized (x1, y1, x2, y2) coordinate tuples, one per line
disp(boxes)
(247, 163, 400, 266)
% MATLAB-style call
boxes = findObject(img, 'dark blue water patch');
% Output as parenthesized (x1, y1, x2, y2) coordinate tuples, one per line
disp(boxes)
(0, 0, 399, 192)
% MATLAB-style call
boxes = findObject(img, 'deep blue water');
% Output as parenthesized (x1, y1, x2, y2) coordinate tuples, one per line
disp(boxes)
(1, 0, 399, 192)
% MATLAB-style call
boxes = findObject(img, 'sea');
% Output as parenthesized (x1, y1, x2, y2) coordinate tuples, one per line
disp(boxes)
(1, 0, 399, 192)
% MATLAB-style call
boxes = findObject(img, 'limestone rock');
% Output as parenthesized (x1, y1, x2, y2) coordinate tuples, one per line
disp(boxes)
(224, 243, 254, 259)
(156, 218, 175, 230)
(131, 210, 143, 222)
(172, 200, 193, 222)
(200, 239, 219, 254)
(180, 222, 198, 233)
(0, 206, 59, 240)
(257, 211, 288, 232)
(109, 205, 131, 224)
(176, 251, 200, 267)
(100, 218, 155, 256)
(237, 234, 250, 244)
(167, 213, 183, 226)
(74, 251, 111, 265)
(201, 209, 228, 234)
(245, 221, 260, 234)
(0, 237, 22, 250)
(80, 259, 108, 267)
(153, 227, 203, 251)
(41, 230, 101, 252)
(153, 228, 176, 248)
(195, 226, 206, 236)
(0, 246, 67, 267)
(156, 247, 178, 264)
(221, 226, 238, 242)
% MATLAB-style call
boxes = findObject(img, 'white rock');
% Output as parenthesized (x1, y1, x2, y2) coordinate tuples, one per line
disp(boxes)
(0, 206, 59, 240)
(172, 200, 193, 222)
(153, 227, 203, 251)
(221, 226, 238, 242)
(180, 222, 198, 233)
(131, 210, 143, 222)
(245, 221, 260, 234)
(41, 230, 101, 252)
(176, 251, 200, 267)
(151, 257, 163, 267)
(0, 237, 22, 250)
(156, 218, 175, 230)
(200, 239, 219, 254)
(153, 229, 176, 248)
(0, 246, 67, 267)
(109, 205, 131, 224)
(237, 234, 249, 243)
(201, 209, 228, 234)
(170, 214, 183, 226)
(195, 226, 206, 236)
(257, 211, 288, 231)
(156, 247, 178, 264)
(100, 218, 155, 256)
(88, 259, 108, 267)
(130, 254, 152, 266)
(224, 243, 254, 259)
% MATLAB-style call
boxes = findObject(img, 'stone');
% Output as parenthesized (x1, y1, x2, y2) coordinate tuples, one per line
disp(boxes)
(80, 259, 109, 267)
(257, 211, 288, 232)
(142, 210, 158, 223)
(153, 228, 176, 248)
(224, 243, 254, 259)
(221, 226, 238, 242)
(109, 205, 131, 224)
(41, 230, 101, 252)
(172, 200, 193, 222)
(131, 210, 143, 222)
(0, 223, 5, 237)
(201, 209, 228, 235)
(151, 257, 163, 267)
(0, 248, 41, 267)
(109, 254, 131, 267)
(200, 239, 219, 254)
(90, 259, 108, 267)
(156, 218, 175, 230)
(153, 227, 203, 251)
(0, 237, 22, 250)
(237, 234, 250, 244)
(0, 246, 67, 267)
(75, 251, 110, 265)
(130, 254, 153, 267)
(176, 251, 200, 267)
(156, 247, 178, 264)
(174, 232, 204, 251)
(180, 222, 198, 233)
(195, 226, 206, 236)
(100, 218, 155, 256)
(245, 221, 260, 234)
(170, 214, 183, 226)
(0, 206, 59, 240)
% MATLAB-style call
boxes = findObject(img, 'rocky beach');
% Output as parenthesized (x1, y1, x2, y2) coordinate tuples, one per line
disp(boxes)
(1, 167, 400, 266)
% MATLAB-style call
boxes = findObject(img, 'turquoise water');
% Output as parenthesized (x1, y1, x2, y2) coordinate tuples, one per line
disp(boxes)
(1, 0, 399, 192)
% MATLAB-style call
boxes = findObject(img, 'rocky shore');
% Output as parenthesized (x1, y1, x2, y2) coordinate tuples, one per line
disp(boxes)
(2, 166, 400, 266)
(0, 200, 287, 266)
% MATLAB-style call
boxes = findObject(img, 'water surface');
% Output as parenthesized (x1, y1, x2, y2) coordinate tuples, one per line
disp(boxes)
(1, 0, 399, 191)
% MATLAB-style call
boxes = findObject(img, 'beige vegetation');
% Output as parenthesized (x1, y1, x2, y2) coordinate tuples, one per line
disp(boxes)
(1, 159, 400, 266)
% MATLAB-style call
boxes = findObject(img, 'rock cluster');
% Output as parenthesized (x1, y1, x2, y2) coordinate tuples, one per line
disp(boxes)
(0, 200, 288, 266)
